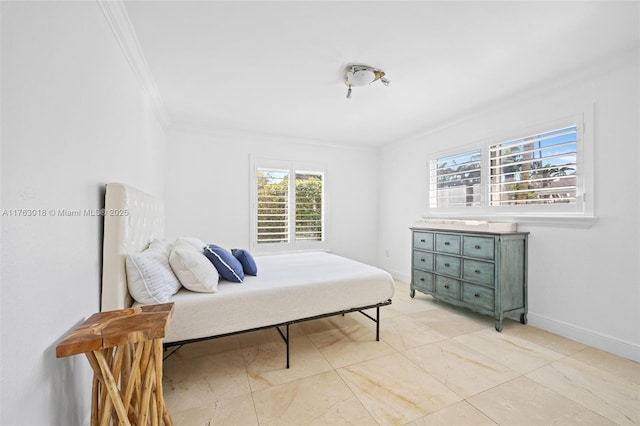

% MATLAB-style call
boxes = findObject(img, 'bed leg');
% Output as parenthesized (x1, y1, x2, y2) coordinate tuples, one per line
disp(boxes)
(274, 325, 291, 369)
(285, 324, 290, 369)
(376, 306, 380, 341)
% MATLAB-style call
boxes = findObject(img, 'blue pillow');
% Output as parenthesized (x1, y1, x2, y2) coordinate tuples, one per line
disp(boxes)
(232, 249, 258, 276)
(203, 245, 244, 283)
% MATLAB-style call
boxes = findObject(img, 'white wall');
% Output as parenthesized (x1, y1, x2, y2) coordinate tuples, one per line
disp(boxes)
(1, 2, 166, 424)
(378, 49, 640, 361)
(165, 128, 380, 265)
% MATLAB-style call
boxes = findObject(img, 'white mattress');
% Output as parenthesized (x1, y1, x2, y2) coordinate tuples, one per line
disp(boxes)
(160, 251, 395, 343)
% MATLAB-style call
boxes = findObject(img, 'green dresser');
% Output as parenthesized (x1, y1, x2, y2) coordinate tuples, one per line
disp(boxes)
(410, 227, 529, 331)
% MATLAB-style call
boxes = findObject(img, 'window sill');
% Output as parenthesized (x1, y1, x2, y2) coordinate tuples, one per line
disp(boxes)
(252, 246, 330, 256)
(423, 214, 598, 229)
(505, 215, 597, 228)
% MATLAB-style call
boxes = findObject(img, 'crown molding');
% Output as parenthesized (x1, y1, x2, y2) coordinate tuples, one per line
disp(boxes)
(168, 116, 381, 153)
(96, 0, 169, 127)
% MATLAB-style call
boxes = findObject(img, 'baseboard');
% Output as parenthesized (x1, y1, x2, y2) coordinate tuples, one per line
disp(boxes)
(528, 313, 640, 362)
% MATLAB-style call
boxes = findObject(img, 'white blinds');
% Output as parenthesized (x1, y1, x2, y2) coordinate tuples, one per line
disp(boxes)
(489, 126, 577, 206)
(431, 149, 482, 208)
(295, 172, 323, 241)
(256, 169, 289, 243)
(256, 169, 324, 244)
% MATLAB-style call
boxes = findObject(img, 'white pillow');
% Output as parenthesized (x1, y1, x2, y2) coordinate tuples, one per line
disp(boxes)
(169, 243, 219, 293)
(176, 236, 207, 252)
(126, 239, 182, 304)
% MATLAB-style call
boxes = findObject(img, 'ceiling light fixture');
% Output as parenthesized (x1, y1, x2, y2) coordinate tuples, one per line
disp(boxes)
(344, 64, 390, 99)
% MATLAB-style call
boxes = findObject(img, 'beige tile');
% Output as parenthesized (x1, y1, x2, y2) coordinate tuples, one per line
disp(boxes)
(338, 353, 461, 425)
(409, 306, 492, 338)
(243, 334, 333, 391)
(252, 370, 376, 425)
(467, 376, 617, 425)
(502, 321, 588, 356)
(349, 306, 394, 330)
(169, 394, 258, 426)
(307, 323, 396, 368)
(392, 279, 411, 293)
(386, 298, 441, 318)
(527, 357, 640, 424)
(237, 325, 305, 349)
(169, 404, 215, 426)
(384, 289, 442, 317)
(571, 346, 640, 385)
(300, 314, 363, 335)
(380, 314, 448, 351)
(163, 350, 251, 413)
(307, 399, 378, 426)
(209, 393, 258, 426)
(454, 328, 565, 374)
(165, 335, 243, 361)
(403, 339, 519, 398)
(406, 401, 498, 426)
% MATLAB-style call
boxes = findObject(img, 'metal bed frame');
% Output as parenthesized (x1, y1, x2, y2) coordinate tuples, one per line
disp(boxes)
(163, 299, 392, 368)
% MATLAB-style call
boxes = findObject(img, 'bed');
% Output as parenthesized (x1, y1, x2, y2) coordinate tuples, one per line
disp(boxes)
(101, 182, 394, 367)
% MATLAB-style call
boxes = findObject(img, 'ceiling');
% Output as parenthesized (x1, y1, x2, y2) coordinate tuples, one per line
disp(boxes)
(124, 1, 639, 147)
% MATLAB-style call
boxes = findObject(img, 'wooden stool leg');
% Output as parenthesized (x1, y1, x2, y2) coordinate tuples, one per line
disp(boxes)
(95, 350, 131, 426)
(85, 352, 109, 426)
(91, 375, 99, 426)
(138, 340, 156, 423)
(151, 397, 159, 426)
(153, 339, 172, 425)
(123, 341, 145, 421)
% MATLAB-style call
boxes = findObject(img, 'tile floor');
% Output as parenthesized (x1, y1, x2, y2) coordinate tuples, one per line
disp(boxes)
(162, 281, 640, 425)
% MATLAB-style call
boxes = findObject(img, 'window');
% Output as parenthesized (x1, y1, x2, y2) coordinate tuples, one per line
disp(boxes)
(428, 116, 592, 220)
(489, 126, 577, 207)
(294, 172, 324, 241)
(256, 169, 289, 243)
(429, 148, 482, 208)
(253, 159, 325, 252)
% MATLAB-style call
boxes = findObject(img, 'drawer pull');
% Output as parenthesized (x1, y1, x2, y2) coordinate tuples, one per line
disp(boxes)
(444, 284, 450, 289)
(420, 239, 426, 243)
(420, 278, 425, 282)
(421, 258, 425, 262)
(475, 269, 481, 274)
(444, 242, 450, 246)
(474, 293, 480, 298)
(475, 245, 481, 249)
(444, 263, 450, 267)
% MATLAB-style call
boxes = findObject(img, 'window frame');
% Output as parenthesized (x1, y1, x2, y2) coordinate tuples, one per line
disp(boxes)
(251, 157, 327, 253)
(427, 110, 595, 225)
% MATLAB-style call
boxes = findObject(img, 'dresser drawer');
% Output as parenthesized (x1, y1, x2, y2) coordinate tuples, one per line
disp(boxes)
(413, 251, 434, 271)
(435, 254, 461, 277)
(435, 234, 461, 254)
(436, 275, 461, 300)
(463, 259, 495, 285)
(412, 270, 434, 292)
(413, 232, 434, 251)
(463, 236, 495, 260)
(463, 283, 495, 311)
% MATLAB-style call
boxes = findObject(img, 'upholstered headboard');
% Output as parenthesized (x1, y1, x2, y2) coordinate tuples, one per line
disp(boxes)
(101, 183, 165, 312)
